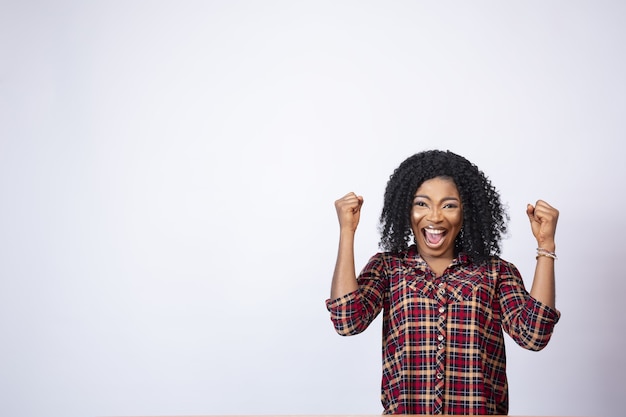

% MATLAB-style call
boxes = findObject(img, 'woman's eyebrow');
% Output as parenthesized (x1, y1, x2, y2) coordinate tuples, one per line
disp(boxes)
(413, 195, 460, 202)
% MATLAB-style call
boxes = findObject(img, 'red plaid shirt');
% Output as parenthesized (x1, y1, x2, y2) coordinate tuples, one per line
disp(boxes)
(326, 245, 560, 415)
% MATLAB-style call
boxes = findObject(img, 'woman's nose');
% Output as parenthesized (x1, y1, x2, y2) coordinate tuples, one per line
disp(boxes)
(427, 208, 443, 222)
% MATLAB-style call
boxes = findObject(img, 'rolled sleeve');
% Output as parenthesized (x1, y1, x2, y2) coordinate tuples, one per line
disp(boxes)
(498, 260, 561, 351)
(515, 297, 561, 351)
(326, 290, 370, 336)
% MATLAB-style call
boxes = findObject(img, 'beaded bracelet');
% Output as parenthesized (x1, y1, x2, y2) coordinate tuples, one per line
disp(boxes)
(536, 247, 557, 260)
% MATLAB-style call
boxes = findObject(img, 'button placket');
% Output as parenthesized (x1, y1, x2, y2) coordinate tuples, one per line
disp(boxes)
(434, 276, 447, 398)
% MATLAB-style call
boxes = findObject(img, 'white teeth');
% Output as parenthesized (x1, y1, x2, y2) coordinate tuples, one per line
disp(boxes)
(425, 228, 444, 234)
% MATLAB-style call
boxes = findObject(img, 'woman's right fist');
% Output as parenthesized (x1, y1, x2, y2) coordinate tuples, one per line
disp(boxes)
(334, 192, 364, 232)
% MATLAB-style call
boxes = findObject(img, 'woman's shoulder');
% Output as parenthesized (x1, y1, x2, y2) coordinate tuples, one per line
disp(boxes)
(481, 255, 522, 278)
(378, 244, 421, 261)
(365, 245, 422, 267)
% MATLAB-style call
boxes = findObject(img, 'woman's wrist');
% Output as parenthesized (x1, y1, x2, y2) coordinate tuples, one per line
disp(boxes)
(536, 247, 557, 260)
(536, 240, 555, 253)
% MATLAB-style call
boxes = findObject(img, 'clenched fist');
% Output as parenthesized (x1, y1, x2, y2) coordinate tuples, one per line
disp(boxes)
(526, 200, 559, 251)
(335, 192, 364, 233)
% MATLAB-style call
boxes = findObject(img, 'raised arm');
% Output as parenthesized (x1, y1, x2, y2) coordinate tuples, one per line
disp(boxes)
(330, 192, 364, 299)
(526, 200, 559, 309)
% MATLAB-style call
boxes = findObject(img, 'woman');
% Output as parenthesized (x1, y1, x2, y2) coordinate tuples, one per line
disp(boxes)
(326, 150, 560, 415)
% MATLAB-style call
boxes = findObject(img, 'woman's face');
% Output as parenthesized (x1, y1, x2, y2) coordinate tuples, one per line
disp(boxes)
(411, 176, 463, 261)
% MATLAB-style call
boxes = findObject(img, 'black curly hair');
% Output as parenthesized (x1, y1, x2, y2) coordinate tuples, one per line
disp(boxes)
(378, 150, 508, 264)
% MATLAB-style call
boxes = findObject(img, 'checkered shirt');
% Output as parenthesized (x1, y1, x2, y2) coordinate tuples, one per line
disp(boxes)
(326, 245, 560, 415)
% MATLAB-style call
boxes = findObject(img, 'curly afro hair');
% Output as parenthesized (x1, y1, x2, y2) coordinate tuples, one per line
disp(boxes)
(378, 150, 508, 264)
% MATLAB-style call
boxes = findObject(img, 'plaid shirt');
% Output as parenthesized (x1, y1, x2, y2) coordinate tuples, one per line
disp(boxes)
(326, 245, 560, 415)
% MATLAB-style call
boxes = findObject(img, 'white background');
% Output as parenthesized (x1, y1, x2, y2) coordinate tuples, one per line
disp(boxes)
(1, 1, 625, 417)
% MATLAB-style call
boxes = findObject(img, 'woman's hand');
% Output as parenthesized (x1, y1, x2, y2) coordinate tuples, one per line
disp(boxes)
(330, 192, 364, 299)
(335, 192, 364, 233)
(526, 200, 559, 251)
(527, 200, 559, 309)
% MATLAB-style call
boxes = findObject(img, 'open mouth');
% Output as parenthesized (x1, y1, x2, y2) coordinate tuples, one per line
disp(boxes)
(422, 227, 447, 248)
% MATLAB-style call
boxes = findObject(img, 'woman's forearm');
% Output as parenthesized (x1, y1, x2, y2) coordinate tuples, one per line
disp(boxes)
(330, 230, 359, 299)
(529, 244, 556, 309)
(526, 201, 559, 309)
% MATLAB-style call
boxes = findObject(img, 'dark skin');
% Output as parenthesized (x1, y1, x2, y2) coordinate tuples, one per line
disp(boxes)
(410, 177, 463, 277)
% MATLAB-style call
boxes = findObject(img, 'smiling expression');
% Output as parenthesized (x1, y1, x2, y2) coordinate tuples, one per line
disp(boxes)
(411, 176, 463, 262)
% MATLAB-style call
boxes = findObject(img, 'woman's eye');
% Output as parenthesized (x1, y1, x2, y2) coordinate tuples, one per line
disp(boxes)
(414, 201, 427, 207)
(444, 204, 458, 209)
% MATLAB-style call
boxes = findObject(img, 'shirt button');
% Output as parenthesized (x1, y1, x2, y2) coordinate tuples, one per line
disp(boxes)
(438, 343, 444, 350)
(438, 288, 445, 295)
(436, 373, 443, 379)
(438, 334, 444, 341)
(438, 306, 445, 313)
(438, 282, 444, 288)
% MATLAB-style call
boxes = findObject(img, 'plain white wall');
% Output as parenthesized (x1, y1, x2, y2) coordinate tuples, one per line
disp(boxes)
(1, 1, 625, 416)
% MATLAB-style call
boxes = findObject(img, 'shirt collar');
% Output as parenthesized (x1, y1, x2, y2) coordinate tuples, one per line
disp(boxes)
(402, 244, 470, 268)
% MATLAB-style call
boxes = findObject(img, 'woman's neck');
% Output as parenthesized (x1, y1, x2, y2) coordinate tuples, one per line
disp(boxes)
(421, 254, 454, 277)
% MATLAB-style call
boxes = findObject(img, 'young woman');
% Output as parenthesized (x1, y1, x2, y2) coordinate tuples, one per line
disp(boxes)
(326, 150, 560, 415)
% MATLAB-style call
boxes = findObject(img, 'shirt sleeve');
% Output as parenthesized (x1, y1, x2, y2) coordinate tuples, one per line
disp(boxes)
(496, 259, 561, 351)
(325, 252, 388, 336)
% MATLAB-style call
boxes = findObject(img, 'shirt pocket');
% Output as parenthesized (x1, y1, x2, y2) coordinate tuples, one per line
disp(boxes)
(406, 275, 438, 299)
(447, 278, 481, 303)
